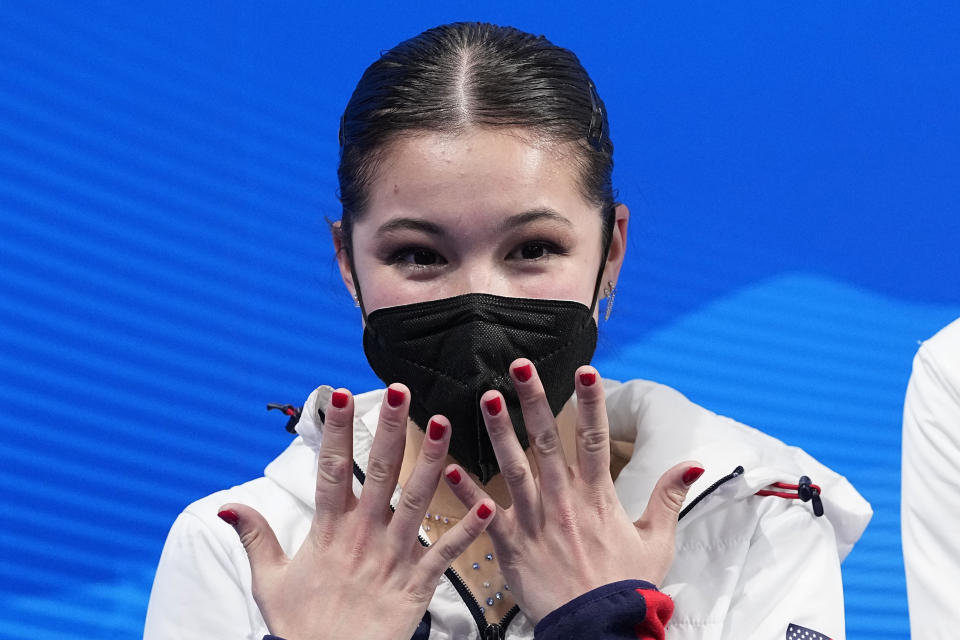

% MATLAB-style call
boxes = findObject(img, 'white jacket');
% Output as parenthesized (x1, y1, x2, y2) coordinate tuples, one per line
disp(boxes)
(144, 379, 871, 639)
(902, 318, 960, 639)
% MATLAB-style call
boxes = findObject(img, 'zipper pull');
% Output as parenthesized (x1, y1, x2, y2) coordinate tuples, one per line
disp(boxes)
(484, 623, 504, 640)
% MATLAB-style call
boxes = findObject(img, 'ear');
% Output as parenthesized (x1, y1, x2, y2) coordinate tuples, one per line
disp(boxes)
(331, 220, 358, 301)
(601, 203, 629, 294)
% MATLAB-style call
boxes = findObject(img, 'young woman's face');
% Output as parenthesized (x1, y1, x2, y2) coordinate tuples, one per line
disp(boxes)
(337, 128, 628, 315)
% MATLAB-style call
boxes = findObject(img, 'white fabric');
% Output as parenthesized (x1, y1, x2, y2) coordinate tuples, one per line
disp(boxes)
(144, 379, 871, 640)
(902, 318, 960, 640)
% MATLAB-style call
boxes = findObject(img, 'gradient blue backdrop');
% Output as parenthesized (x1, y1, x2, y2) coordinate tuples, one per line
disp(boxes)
(1, 2, 958, 638)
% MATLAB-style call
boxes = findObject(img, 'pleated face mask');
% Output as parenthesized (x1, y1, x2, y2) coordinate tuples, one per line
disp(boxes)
(362, 293, 598, 483)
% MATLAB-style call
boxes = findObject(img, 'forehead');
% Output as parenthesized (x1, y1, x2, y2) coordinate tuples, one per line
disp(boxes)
(361, 128, 596, 224)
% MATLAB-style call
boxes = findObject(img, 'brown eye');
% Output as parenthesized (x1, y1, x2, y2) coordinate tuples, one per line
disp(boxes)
(411, 249, 438, 265)
(520, 243, 547, 259)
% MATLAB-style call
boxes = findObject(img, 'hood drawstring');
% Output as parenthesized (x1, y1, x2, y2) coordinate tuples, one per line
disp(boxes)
(756, 475, 824, 517)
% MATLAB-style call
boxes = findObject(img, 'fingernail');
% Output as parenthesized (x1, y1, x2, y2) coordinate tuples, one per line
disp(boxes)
(387, 387, 405, 407)
(477, 503, 493, 519)
(484, 396, 502, 416)
(331, 391, 349, 409)
(513, 363, 533, 382)
(682, 466, 705, 485)
(217, 509, 239, 526)
(429, 419, 446, 441)
(579, 372, 596, 386)
(446, 469, 462, 485)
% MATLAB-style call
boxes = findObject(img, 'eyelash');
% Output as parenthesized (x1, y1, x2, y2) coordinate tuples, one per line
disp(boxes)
(386, 240, 568, 269)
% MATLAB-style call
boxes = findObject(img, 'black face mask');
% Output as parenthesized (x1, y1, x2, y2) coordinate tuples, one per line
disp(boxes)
(362, 293, 598, 483)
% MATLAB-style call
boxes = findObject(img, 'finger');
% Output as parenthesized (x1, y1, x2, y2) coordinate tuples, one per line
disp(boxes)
(443, 463, 511, 540)
(573, 365, 612, 486)
(634, 462, 704, 534)
(510, 358, 571, 501)
(313, 388, 356, 536)
(389, 414, 451, 541)
(418, 498, 496, 580)
(217, 503, 287, 578)
(357, 383, 410, 520)
(480, 389, 540, 524)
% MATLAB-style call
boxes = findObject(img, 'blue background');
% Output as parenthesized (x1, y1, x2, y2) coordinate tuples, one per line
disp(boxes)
(1, 2, 958, 638)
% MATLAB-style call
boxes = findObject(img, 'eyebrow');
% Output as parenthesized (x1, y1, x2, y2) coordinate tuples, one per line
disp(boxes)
(375, 208, 573, 239)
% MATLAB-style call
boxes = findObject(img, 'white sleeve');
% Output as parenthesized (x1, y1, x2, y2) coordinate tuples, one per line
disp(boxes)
(902, 319, 960, 638)
(144, 509, 263, 640)
(722, 501, 846, 640)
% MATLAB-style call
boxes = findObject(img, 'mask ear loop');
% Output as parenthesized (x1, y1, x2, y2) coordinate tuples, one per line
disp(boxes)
(588, 205, 617, 315)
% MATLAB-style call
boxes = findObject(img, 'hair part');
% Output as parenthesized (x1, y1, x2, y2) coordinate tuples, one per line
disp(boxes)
(336, 22, 615, 255)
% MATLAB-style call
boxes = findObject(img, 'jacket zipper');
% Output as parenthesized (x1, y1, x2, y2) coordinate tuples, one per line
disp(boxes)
(352, 461, 517, 639)
(678, 465, 744, 521)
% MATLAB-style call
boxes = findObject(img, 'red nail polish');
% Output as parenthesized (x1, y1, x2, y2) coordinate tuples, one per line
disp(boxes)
(579, 372, 596, 386)
(682, 466, 705, 485)
(446, 468, 462, 485)
(514, 363, 533, 382)
(217, 509, 239, 526)
(477, 504, 492, 520)
(387, 387, 405, 407)
(429, 419, 446, 441)
(484, 396, 502, 416)
(331, 391, 348, 409)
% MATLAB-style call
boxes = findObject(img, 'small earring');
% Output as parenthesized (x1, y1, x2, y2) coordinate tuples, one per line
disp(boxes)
(603, 281, 616, 321)
(353, 294, 360, 308)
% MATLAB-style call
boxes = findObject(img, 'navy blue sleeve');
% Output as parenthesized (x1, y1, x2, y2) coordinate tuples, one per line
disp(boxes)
(533, 579, 674, 640)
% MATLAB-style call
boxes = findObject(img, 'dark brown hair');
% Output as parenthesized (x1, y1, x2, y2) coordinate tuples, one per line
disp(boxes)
(337, 22, 615, 254)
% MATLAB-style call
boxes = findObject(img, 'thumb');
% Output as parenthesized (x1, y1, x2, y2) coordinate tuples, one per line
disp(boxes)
(634, 462, 704, 533)
(218, 503, 287, 571)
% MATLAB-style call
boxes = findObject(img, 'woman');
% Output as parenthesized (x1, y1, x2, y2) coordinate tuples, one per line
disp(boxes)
(144, 22, 871, 640)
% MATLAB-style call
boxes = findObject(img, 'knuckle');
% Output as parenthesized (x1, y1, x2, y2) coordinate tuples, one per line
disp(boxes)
(523, 388, 549, 405)
(577, 425, 608, 454)
(316, 452, 348, 485)
(364, 456, 393, 485)
(434, 540, 461, 565)
(501, 460, 529, 486)
(378, 414, 405, 434)
(404, 581, 436, 604)
(398, 488, 427, 514)
(532, 429, 562, 457)
(554, 506, 580, 536)
(663, 485, 687, 512)
(420, 445, 446, 466)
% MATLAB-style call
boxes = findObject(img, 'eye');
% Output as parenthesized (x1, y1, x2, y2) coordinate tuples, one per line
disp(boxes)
(508, 240, 566, 261)
(389, 247, 446, 267)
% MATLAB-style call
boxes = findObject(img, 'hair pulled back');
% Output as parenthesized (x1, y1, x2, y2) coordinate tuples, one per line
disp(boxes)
(337, 22, 615, 254)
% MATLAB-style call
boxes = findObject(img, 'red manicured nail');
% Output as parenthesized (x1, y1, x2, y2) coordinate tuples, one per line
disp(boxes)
(484, 396, 502, 416)
(331, 391, 348, 409)
(217, 509, 239, 526)
(682, 466, 705, 485)
(579, 372, 596, 386)
(513, 363, 533, 382)
(477, 503, 493, 520)
(446, 469, 462, 485)
(387, 387, 405, 407)
(429, 419, 446, 441)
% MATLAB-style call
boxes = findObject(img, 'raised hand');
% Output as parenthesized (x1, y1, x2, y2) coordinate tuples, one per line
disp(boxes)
(218, 384, 495, 640)
(444, 360, 702, 623)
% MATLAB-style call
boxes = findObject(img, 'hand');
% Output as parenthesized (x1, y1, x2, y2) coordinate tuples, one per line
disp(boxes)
(218, 384, 495, 640)
(444, 360, 702, 623)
